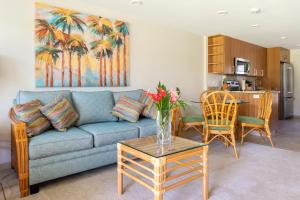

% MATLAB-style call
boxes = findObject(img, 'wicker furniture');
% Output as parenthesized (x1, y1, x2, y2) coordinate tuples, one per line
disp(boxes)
(201, 91, 238, 159)
(117, 136, 208, 200)
(172, 90, 213, 138)
(9, 90, 157, 197)
(238, 91, 274, 147)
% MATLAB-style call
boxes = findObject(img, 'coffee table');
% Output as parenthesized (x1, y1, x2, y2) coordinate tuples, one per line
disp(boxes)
(117, 136, 208, 200)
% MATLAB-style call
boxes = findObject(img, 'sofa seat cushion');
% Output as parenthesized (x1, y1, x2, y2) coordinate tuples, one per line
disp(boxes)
(16, 90, 72, 105)
(79, 122, 139, 147)
(72, 91, 117, 126)
(122, 118, 157, 137)
(29, 127, 93, 160)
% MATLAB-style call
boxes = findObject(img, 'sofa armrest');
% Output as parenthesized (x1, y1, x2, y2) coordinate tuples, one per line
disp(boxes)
(9, 108, 29, 197)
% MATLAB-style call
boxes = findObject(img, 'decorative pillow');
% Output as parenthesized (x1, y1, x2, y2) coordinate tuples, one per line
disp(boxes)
(13, 100, 51, 137)
(112, 96, 145, 123)
(40, 96, 79, 131)
(139, 92, 157, 119)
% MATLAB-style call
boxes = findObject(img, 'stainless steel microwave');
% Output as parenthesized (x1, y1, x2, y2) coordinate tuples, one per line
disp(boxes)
(235, 58, 251, 75)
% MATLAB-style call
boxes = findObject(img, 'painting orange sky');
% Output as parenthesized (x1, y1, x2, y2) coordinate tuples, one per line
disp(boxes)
(35, 2, 129, 87)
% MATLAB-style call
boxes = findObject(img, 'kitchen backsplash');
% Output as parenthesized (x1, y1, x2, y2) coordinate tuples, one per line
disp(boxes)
(207, 74, 262, 90)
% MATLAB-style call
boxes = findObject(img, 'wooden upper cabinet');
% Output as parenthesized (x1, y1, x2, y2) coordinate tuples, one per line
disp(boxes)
(208, 34, 266, 76)
(208, 35, 234, 74)
(263, 47, 290, 90)
(280, 48, 290, 63)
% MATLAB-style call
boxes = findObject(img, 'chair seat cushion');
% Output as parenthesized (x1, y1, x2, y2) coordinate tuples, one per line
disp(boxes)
(122, 118, 157, 137)
(79, 122, 139, 147)
(238, 116, 265, 125)
(183, 115, 204, 123)
(204, 120, 231, 131)
(29, 127, 93, 160)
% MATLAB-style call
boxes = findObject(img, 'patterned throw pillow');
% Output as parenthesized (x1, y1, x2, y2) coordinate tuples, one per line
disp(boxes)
(139, 92, 157, 119)
(40, 96, 79, 131)
(13, 100, 51, 137)
(112, 96, 145, 123)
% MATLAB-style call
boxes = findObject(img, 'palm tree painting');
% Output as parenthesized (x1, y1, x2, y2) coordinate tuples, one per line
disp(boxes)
(35, 3, 129, 87)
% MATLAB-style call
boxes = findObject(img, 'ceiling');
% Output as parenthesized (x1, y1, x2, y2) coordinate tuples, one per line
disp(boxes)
(80, 0, 300, 49)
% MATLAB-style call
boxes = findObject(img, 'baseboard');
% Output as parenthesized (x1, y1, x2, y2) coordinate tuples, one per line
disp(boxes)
(0, 162, 11, 171)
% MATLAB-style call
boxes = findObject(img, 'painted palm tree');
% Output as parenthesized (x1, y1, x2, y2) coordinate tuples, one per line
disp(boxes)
(36, 46, 61, 87)
(87, 16, 113, 86)
(115, 21, 129, 86)
(35, 19, 56, 46)
(110, 31, 123, 86)
(90, 39, 112, 86)
(53, 29, 69, 86)
(66, 34, 88, 87)
(86, 16, 113, 39)
(51, 8, 86, 87)
(106, 44, 114, 86)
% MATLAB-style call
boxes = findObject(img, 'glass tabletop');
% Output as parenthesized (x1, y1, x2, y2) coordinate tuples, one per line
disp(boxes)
(119, 135, 206, 158)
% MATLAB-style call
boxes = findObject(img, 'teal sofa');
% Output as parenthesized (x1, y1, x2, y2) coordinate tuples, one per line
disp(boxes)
(10, 89, 157, 197)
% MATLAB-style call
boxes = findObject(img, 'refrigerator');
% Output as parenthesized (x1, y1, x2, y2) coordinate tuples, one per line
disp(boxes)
(281, 63, 294, 119)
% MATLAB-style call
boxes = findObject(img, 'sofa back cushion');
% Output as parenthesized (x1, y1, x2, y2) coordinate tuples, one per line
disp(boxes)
(72, 91, 117, 126)
(16, 90, 72, 105)
(113, 89, 143, 103)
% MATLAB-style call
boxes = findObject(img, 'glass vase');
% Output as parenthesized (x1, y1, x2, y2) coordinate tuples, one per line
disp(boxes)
(156, 110, 172, 145)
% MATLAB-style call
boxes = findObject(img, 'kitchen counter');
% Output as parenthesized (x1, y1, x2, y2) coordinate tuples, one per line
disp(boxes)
(227, 90, 280, 94)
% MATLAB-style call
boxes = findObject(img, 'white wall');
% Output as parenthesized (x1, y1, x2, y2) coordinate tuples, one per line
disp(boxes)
(290, 49, 300, 116)
(0, 0, 206, 165)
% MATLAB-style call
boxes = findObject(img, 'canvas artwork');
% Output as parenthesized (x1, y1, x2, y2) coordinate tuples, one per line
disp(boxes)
(35, 3, 129, 87)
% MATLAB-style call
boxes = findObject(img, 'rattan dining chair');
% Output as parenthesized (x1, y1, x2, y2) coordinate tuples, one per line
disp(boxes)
(238, 92, 274, 147)
(172, 90, 212, 138)
(201, 91, 238, 159)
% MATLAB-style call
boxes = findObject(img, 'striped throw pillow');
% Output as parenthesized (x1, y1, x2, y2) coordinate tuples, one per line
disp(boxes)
(13, 100, 51, 137)
(112, 96, 145, 123)
(40, 96, 79, 131)
(139, 92, 157, 119)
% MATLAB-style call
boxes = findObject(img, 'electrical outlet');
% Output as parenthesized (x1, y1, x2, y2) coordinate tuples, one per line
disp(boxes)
(253, 94, 260, 99)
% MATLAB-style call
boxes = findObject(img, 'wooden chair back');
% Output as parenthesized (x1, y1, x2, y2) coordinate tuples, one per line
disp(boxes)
(171, 107, 182, 136)
(257, 92, 273, 122)
(201, 91, 237, 130)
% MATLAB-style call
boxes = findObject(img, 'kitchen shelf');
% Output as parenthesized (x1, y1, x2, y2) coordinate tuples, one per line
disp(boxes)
(208, 63, 223, 65)
(208, 44, 224, 47)
(208, 53, 224, 56)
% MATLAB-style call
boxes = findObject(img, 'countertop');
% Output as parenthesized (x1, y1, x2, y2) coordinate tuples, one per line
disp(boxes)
(227, 90, 280, 93)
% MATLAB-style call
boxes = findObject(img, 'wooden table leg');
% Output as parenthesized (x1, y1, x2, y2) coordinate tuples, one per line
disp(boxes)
(202, 146, 208, 200)
(117, 144, 123, 195)
(153, 157, 166, 200)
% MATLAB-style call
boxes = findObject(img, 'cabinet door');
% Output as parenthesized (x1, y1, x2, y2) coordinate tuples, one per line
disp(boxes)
(224, 37, 234, 74)
(280, 48, 290, 63)
(238, 93, 250, 116)
(248, 44, 257, 76)
(248, 93, 263, 117)
(255, 46, 267, 77)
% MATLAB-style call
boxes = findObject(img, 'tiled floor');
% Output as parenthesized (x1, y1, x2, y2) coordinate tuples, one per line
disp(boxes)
(0, 118, 299, 199)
